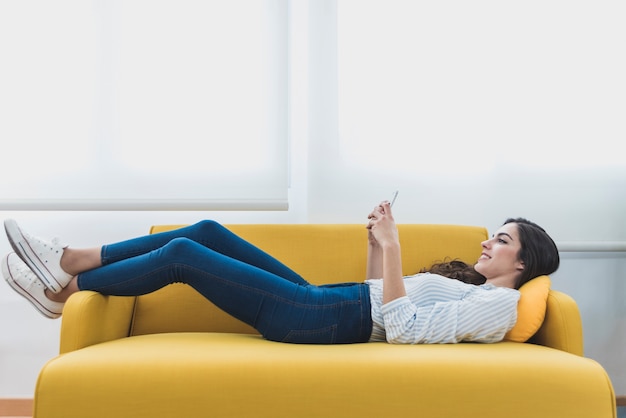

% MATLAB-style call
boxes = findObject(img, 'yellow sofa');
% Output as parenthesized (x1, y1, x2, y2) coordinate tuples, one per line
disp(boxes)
(33, 224, 616, 418)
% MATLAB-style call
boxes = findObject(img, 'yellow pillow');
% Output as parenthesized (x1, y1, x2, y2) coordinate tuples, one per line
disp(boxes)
(503, 275, 551, 342)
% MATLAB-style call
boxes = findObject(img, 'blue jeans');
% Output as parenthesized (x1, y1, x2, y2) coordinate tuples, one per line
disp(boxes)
(77, 221, 372, 344)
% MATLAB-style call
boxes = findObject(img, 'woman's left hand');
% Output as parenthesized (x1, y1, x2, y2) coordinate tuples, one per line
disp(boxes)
(367, 201, 399, 248)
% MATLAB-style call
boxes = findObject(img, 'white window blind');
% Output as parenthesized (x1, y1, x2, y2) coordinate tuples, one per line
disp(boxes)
(337, 0, 626, 175)
(0, 0, 288, 211)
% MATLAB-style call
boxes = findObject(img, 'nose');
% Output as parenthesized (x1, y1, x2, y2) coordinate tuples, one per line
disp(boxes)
(481, 239, 491, 249)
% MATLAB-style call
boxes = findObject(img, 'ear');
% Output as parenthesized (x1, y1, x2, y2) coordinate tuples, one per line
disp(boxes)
(516, 260, 525, 272)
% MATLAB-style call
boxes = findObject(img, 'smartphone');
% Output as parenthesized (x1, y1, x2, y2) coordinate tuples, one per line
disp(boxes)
(390, 190, 399, 207)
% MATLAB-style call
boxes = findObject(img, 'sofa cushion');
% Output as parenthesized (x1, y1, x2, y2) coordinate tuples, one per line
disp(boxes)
(503, 275, 551, 342)
(36, 332, 614, 418)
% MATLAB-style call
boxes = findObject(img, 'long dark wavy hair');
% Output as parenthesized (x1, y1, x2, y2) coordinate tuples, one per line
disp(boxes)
(421, 259, 487, 285)
(421, 218, 559, 289)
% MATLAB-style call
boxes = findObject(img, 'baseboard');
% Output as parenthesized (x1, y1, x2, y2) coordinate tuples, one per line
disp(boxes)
(0, 398, 33, 417)
(617, 395, 626, 407)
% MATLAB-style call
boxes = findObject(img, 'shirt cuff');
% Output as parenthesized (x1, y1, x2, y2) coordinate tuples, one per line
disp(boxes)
(381, 295, 413, 315)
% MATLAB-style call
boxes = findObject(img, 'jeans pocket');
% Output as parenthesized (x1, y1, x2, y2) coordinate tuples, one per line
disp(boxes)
(281, 324, 338, 344)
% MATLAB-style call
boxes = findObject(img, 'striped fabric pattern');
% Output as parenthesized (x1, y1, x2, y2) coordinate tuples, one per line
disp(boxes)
(367, 274, 520, 344)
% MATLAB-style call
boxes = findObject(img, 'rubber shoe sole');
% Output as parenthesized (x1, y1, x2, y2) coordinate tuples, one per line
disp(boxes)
(2, 253, 63, 319)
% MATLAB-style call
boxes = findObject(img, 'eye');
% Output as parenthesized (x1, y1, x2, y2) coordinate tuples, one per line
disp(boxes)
(497, 238, 508, 244)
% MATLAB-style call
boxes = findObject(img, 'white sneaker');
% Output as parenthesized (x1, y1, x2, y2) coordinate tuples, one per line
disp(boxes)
(4, 219, 73, 294)
(2, 253, 64, 319)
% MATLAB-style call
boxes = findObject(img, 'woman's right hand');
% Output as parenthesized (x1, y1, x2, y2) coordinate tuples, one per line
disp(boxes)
(367, 201, 399, 248)
(366, 204, 383, 246)
(366, 202, 385, 279)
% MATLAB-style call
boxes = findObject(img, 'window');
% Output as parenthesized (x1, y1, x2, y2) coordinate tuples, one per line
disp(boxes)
(337, 0, 625, 174)
(0, 0, 288, 210)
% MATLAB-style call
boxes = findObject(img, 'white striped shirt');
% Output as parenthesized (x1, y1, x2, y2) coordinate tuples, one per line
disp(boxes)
(366, 273, 520, 344)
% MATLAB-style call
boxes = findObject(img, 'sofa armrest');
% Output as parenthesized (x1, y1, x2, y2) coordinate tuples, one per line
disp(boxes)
(528, 290, 584, 356)
(59, 291, 136, 354)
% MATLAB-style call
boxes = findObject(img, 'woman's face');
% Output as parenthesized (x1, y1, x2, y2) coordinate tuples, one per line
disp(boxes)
(474, 223, 524, 283)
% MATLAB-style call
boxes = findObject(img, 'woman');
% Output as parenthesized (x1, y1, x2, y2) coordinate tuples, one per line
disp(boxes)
(2, 202, 559, 344)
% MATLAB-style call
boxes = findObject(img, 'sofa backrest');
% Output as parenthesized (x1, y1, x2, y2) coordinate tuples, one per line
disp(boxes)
(128, 224, 488, 336)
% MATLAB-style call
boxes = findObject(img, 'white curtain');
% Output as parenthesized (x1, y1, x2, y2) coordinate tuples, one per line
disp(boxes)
(336, 0, 625, 174)
(298, 0, 626, 236)
(1, 0, 624, 214)
(0, 0, 288, 210)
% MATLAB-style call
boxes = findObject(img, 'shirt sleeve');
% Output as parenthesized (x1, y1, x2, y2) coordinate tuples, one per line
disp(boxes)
(381, 287, 520, 344)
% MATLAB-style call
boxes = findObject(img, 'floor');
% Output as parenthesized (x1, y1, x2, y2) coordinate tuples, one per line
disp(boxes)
(4, 405, 625, 417)
(3, 408, 626, 418)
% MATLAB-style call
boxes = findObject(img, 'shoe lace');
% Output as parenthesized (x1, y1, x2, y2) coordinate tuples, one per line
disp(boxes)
(27, 232, 65, 251)
(12, 257, 39, 285)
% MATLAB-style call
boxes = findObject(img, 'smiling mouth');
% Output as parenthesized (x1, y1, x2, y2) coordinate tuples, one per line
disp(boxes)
(479, 253, 491, 260)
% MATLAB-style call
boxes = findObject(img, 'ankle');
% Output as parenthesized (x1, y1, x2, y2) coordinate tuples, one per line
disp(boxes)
(59, 248, 79, 276)
(45, 288, 65, 303)
(60, 247, 102, 276)
(45, 276, 79, 303)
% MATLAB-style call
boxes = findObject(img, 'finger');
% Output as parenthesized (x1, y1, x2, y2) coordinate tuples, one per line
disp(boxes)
(379, 201, 392, 217)
(369, 206, 382, 219)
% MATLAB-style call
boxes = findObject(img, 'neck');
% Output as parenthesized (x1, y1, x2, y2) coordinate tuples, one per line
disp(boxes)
(485, 275, 517, 289)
